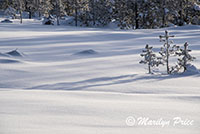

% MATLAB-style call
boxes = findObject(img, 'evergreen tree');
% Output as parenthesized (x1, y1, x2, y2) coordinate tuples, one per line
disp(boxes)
(112, 0, 131, 29)
(175, 42, 196, 72)
(51, 0, 65, 25)
(159, 30, 180, 74)
(24, 0, 37, 19)
(96, 0, 112, 26)
(63, 0, 87, 26)
(140, 44, 163, 74)
(12, 0, 25, 23)
(88, 0, 112, 26)
(1, 0, 200, 28)
(0, 0, 10, 9)
(38, 0, 52, 17)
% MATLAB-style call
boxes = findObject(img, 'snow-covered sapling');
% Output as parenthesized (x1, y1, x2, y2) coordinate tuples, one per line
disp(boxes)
(175, 42, 196, 72)
(159, 30, 178, 74)
(140, 44, 162, 74)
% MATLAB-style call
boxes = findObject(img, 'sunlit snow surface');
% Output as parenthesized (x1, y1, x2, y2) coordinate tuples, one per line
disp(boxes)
(0, 19, 200, 134)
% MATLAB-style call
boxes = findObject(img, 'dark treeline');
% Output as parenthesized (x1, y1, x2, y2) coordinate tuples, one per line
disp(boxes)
(0, 0, 200, 29)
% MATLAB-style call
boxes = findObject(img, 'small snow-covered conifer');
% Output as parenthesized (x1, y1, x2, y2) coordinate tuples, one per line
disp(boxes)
(140, 44, 163, 74)
(159, 30, 180, 74)
(175, 42, 196, 72)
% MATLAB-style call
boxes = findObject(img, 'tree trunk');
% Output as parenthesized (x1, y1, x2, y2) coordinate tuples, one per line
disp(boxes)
(75, 8, 78, 27)
(183, 43, 187, 72)
(162, 0, 166, 27)
(39, 12, 41, 18)
(92, 0, 95, 26)
(179, 1, 184, 26)
(135, 2, 139, 29)
(148, 64, 151, 74)
(57, 16, 60, 25)
(20, 10, 22, 24)
(29, 11, 32, 19)
(166, 36, 170, 74)
(185, 0, 189, 24)
(56, 1, 60, 26)
(75, 0, 78, 27)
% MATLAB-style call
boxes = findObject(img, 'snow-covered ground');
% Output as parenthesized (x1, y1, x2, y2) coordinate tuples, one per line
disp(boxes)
(0, 19, 200, 134)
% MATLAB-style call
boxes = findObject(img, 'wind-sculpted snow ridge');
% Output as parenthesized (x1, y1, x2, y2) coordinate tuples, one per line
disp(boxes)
(0, 52, 8, 57)
(0, 89, 200, 134)
(0, 58, 20, 63)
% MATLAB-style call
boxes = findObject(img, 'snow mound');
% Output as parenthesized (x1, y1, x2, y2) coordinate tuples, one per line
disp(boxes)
(6, 49, 23, 57)
(1, 19, 13, 23)
(74, 49, 98, 55)
(184, 64, 200, 75)
(0, 59, 20, 63)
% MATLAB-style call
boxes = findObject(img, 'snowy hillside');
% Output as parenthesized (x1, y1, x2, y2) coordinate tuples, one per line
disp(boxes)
(0, 19, 200, 134)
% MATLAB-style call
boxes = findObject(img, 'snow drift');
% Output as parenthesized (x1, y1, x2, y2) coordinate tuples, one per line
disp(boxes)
(0, 19, 199, 134)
